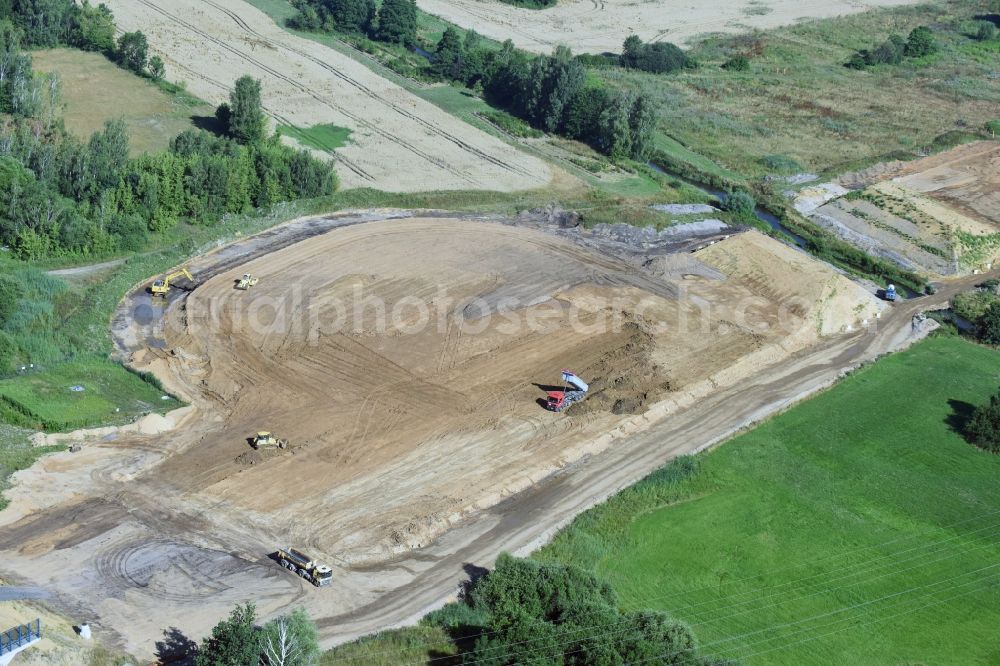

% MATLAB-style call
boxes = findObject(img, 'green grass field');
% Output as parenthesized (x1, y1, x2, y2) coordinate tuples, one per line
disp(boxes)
(277, 122, 353, 151)
(537, 334, 1000, 664)
(31, 49, 213, 156)
(0, 357, 179, 431)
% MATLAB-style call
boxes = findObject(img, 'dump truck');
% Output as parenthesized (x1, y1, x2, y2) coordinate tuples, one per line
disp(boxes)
(276, 547, 332, 587)
(546, 370, 589, 412)
(236, 273, 259, 290)
(150, 268, 194, 297)
(252, 431, 287, 449)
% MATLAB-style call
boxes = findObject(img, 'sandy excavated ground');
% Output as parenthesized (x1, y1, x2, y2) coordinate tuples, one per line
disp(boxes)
(417, 0, 923, 54)
(147, 222, 882, 563)
(100, 0, 550, 192)
(893, 141, 1000, 231)
(812, 142, 1000, 276)
(0, 217, 883, 657)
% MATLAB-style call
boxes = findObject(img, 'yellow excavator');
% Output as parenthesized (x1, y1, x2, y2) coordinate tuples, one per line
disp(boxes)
(150, 268, 194, 297)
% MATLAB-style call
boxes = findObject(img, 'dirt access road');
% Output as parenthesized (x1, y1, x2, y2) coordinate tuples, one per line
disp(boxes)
(416, 0, 924, 55)
(100, 0, 551, 192)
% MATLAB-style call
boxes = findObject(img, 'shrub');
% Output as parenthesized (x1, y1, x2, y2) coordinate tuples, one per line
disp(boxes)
(621, 34, 694, 74)
(905, 26, 937, 58)
(976, 301, 1000, 344)
(964, 388, 1000, 453)
(722, 54, 750, 71)
(148, 55, 165, 80)
(976, 20, 999, 41)
(987, 119, 1000, 138)
(722, 190, 756, 217)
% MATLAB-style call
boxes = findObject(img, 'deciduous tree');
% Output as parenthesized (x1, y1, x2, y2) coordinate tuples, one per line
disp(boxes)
(228, 75, 265, 144)
(116, 30, 147, 74)
(195, 602, 258, 666)
(375, 0, 415, 45)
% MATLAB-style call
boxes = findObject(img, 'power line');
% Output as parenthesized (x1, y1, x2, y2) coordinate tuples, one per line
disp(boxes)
(323, 506, 1000, 664)
(734, 577, 999, 665)
(623, 564, 1000, 666)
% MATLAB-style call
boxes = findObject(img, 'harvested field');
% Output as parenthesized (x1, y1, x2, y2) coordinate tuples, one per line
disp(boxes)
(100, 0, 551, 192)
(416, 0, 923, 54)
(31, 49, 212, 156)
(812, 142, 1000, 276)
(0, 214, 883, 657)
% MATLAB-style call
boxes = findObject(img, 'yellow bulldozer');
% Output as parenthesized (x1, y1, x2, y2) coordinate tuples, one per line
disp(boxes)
(236, 273, 259, 290)
(252, 431, 288, 450)
(150, 268, 194, 297)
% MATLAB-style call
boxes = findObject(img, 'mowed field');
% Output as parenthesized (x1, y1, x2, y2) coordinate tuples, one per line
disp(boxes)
(100, 0, 551, 192)
(31, 49, 212, 156)
(538, 335, 1000, 664)
(415, 0, 924, 54)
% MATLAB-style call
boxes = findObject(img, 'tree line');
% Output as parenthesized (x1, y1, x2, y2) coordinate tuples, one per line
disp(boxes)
(427, 30, 658, 160)
(288, 0, 417, 46)
(0, 26, 336, 259)
(290, 0, 666, 161)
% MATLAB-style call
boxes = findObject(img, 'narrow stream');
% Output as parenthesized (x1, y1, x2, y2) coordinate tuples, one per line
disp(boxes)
(648, 161, 808, 249)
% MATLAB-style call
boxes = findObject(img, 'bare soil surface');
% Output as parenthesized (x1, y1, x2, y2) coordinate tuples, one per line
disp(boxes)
(812, 142, 1000, 276)
(100, 0, 551, 192)
(0, 211, 905, 658)
(416, 0, 923, 54)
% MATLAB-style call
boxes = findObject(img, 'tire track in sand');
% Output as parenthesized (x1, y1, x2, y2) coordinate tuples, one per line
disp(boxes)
(131, 0, 478, 186)
(203, 0, 537, 180)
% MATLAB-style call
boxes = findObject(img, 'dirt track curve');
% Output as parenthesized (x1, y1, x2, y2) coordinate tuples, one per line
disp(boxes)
(100, 0, 550, 192)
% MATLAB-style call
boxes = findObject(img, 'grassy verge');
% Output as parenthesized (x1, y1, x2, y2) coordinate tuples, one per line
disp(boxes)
(320, 625, 457, 666)
(0, 425, 61, 511)
(0, 358, 179, 431)
(535, 334, 1000, 664)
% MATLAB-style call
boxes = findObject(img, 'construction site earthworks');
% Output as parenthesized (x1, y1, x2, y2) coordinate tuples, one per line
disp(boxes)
(802, 142, 1000, 277)
(0, 209, 896, 656)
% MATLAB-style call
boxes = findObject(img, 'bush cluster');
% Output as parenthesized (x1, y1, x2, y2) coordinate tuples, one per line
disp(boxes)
(423, 553, 729, 665)
(846, 26, 937, 69)
(289, 0, 416, 45)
